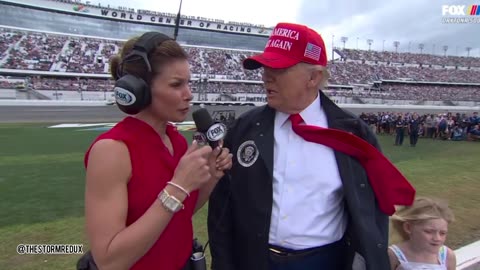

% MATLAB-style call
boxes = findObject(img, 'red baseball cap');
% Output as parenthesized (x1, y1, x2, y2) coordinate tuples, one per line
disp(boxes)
(243, 22, 327, 70)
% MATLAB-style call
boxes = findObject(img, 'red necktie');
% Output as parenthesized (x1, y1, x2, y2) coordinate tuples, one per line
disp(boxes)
(289, 113, 415, 215)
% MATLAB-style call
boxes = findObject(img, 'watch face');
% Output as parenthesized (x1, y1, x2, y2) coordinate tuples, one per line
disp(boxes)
(159, 190, 183, 213)
(165, 197, 180, 211)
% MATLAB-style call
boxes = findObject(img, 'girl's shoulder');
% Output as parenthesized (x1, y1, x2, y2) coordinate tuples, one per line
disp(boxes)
(388, 246, 401, 270)
(443, 246, 456, 268)
(388, 244, 408, 265)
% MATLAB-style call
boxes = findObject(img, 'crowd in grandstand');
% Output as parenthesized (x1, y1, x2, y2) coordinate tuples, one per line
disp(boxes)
(0, 29, 123, 74)
(190, 81, 264, 94)
(332, 85, 480, 102)
(0, 80, 19, 88)
(329, 61, 480, 84)
(12, 76, 477, 103)
(338, 48, 480, 68)
(1, 27, 480, 103)
(29, 77, 113, 91)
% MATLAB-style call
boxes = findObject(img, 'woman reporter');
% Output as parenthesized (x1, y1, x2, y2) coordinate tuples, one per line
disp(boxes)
(82, 32, 232, 270)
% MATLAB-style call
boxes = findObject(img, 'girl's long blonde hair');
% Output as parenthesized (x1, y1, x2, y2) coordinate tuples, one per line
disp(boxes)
(391, 197, 455, 241)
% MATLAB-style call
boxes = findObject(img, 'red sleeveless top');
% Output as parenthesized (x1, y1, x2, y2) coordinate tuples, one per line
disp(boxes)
(84, 116, 199, 270)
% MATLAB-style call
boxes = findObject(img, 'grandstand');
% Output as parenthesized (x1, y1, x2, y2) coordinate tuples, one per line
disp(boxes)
(0, 0, 479, 107)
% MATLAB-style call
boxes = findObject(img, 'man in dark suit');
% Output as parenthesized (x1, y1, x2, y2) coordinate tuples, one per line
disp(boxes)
(408, 113, 421, 147)
(208, 22, 393, 270)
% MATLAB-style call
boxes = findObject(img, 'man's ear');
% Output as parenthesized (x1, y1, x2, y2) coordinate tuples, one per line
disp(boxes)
(307, 68, 322, 89)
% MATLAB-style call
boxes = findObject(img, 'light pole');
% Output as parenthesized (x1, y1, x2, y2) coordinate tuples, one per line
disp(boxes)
(173, 0, 183, 40)
(367, 39, 373, 51)
(341, 36, 348, 49)
(393, 41, 400, 53)
(418, 43, 424, 54)
(331, 34, 335, 62)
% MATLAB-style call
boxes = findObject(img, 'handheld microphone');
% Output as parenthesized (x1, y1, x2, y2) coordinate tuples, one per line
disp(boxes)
(192, 108, 227, 149)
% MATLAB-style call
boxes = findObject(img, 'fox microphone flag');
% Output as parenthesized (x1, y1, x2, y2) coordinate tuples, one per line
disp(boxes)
(192, 108, 227, 149)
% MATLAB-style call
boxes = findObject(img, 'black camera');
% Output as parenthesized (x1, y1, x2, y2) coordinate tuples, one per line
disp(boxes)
(188, 238, 207, 270)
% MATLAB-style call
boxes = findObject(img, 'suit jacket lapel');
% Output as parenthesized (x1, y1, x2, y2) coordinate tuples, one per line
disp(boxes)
(251, 106, 275, 180)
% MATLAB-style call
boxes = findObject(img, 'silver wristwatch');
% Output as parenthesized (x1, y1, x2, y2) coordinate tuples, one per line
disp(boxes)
(158, 189, 184, 213)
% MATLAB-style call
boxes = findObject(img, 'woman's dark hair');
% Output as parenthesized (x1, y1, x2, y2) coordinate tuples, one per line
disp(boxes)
(109, 35, 188, 83)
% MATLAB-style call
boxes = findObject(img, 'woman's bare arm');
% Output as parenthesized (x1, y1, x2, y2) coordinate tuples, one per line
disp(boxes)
(85, 139, 187, 270)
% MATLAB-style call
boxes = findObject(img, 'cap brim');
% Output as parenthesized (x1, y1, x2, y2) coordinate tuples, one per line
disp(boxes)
(243, 52, 300, 70)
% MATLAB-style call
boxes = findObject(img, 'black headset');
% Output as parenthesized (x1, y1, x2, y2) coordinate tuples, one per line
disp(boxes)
(113, 32, 173, 115)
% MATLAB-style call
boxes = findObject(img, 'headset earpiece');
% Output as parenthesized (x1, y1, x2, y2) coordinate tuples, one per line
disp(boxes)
(113, 74, 150, 115)
(113, 32, 173, 115)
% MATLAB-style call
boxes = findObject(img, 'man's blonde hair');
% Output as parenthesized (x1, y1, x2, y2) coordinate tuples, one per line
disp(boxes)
(391, 197, 455, 241)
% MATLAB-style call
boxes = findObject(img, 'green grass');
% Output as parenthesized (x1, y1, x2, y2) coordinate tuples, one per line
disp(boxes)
(0, 124, 478, 269)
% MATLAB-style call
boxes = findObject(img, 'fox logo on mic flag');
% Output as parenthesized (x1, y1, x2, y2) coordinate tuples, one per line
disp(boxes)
(192, 108, 227, 149)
